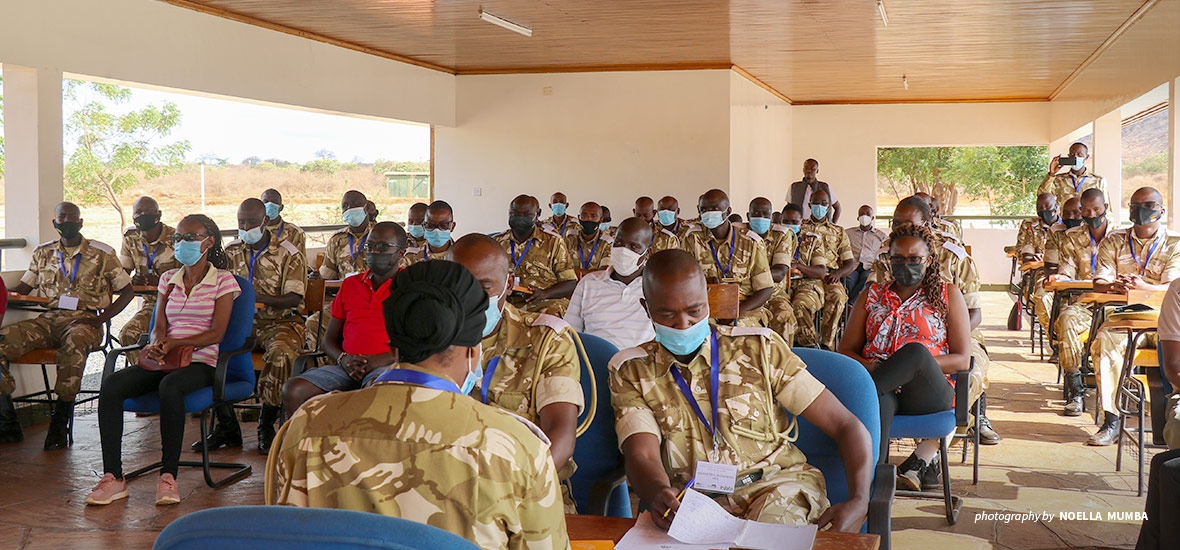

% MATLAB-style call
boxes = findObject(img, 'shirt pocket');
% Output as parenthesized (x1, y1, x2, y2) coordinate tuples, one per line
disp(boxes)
(489, 390, 529, 416)
(724, 391, 776, 447)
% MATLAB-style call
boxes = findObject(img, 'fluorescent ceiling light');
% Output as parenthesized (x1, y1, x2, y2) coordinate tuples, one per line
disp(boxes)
(877, 0, 889, 27)
(479, 10, 532, 37)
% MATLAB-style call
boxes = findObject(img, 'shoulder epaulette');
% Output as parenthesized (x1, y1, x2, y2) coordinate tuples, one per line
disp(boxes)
(531, 313, 570, 333)
(88, 240, 115, 254)
(729, 326, 773, 338)
(744, 229, 763, 243)
(599, 234, 613, 244)
(542, 228, 562, 239)
(226, 238, 244, 248)
(661, 228, 677, 238)
(942, 241, 968, 260)
(123, 227, 138, 237)
(36, 239, 58, 249)
(608, 347, 649, 372)
(279, 240, 299, 255)
(772, 224, 789, 233)
(685, 226, 701, 235)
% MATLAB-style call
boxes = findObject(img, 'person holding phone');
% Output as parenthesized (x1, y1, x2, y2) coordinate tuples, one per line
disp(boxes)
(1039, 142, 1106, 208)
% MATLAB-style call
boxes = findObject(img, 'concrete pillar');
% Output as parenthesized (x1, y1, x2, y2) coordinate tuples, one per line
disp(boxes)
(1093, 109, 1122, 223)
(2, 65, 64, 270)
(1170, 77, 1180, 227)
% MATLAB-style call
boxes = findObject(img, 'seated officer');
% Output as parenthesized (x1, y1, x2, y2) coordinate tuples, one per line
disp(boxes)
(633, 196, 656, 225)
(495, 194, 578, 316)
(684, 189, 773, 325)
(650, 196, 691, 254)
(401, 200, 455, 268)
(610, 249, 872, 530)
(1037, 197, 1081, 340)
(273, 261, 568, 550)
(306, 190, 372, 357)
(914, 192, 961, 243)
(282, 222, 406, 418)
(566, 217, 656, 350)
(544, 192, 578, 237)
(261, 188, 306, 256)
(1017, 193, 1059, 336)
(405, 202, 428, 249)
(1050, 189, 1111, 416)
(0, 202, 134, 449)
(1087, 186, 1180, 446)
(203, 198, 306, 455)
(1039, 141, 1105, 208)
(601, 205, 616, 238)
(448, 234, 582, 512)
(746, 197, 797, 345)
(791, 189, 855, 349)
(781, 203, 804, 235)
(567, 201, 613, 272)
(118, 196, 181, 365)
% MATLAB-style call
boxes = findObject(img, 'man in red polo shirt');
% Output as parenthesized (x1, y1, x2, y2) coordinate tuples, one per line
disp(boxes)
(282, 222, 406, 417)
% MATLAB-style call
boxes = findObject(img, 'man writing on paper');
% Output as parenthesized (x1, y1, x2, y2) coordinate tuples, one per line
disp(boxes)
(610, 249, 872, 531)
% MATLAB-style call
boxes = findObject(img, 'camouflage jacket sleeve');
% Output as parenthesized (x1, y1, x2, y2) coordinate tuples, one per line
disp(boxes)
(550, 235, 578, 283)
(118, 231, 135, 271)
(283, 248, 308, 298)
(534, 317, 584, 413)
(513, 441, 570, 550)
(1058, 232, 1079, 280)
(319, 238, 341, 279)
(608, 349, 661, 446)
(1093, 233, 1119, 284)
(765, 336, 826, 415)
(102, 246, 134, 292)
(770, 230, 795, 267)
(747, 237, 773, 293)
(835, 228, 854, 264)
(1015, 219, 1039, 256)
(1037, 173, 1053, 195)
(1161, 236, 1180, 284)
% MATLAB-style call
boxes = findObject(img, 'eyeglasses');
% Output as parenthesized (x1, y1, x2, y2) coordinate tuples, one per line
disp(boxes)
(889, 255, 928, 265)
(423, 221, 453, 230)
(1129, 201, 1160, 210)
(172, 233, 211, 243)
(364, 242, 401, 253)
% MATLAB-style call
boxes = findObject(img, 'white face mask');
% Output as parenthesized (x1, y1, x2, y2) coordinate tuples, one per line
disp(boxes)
(611, 246, 645, 276)
(858, 215, 873, 227)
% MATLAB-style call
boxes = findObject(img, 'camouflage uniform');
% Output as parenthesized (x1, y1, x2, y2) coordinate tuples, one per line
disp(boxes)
(610, 325, 830, 524)
(494, 228, 578, 316)
(399, 243, 450, 269)
(1055, 225, 1108, 375)
(406, 233, 426, 250)
(267, 219, 306, 257)
(1089, 228, 1180, 415)
(1038, 169, 1106, 210)
(790, 220, 853, 348)
(1016, 217, 1055, 333)
(542, 214, 579, 238)
(273, 364, 569, 550)
(757, 224, 799, 346)
(684, 225, 774, 328)
(226, 237, 307, 407)
(650, 227, 683, 254)
(0, 238, 131, 401)
(118, 223, 182, 364)
(479, 304, 584, 512)
(308, 225, 372, 350)
(566, 232, 613, 272)
(933, 217, 962, 243)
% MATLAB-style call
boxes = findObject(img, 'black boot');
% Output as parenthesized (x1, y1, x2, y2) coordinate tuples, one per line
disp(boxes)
(967, 395, 1001, 445)
(0, 394, 23, 443)
(919, 452, 943, 491)
(896, 453, 928, 492)
(1064, 372, 1085, 417)
(191, 405, 241, 452)
(43, 399, 74, 451)
(1087, 412, 1120, 446)
(257, 404, 279, 455)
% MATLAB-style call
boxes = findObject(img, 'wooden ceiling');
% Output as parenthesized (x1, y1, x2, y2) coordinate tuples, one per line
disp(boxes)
(163, 0, 1161, 104)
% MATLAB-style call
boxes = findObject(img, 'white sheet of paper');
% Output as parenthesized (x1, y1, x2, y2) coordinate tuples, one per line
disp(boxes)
(735, 522, 817, 550)
(57, 295, 79, 311)
(668, 489, 817, 550)
(694, 461, 738, 494)
(616, 512, 718, 550)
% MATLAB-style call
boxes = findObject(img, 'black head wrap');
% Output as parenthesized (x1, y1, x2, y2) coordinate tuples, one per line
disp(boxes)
(384, 261, 489, 363)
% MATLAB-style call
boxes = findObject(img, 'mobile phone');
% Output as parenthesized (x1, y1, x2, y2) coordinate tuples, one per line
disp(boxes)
(1058, 156, 1080, 166)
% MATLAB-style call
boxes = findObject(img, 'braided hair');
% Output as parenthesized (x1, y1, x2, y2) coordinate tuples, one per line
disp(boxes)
(181, 214, 229, 269)
(888, 222, 947, 318)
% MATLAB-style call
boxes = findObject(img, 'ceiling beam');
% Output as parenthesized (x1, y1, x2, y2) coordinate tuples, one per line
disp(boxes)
(731, 66, 793, 105)
(1048, 0, 1161, 101)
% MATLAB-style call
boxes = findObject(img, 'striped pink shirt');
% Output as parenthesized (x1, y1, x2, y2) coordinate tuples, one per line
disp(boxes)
(158, 266, 241, 365)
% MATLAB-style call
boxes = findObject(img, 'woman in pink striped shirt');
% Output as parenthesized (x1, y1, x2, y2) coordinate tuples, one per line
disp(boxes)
(88, 214, 240, 507)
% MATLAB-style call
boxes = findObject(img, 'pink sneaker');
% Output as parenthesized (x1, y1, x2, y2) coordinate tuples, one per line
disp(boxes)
(156, 473, 181, 505)
(85, 473, 128, 506)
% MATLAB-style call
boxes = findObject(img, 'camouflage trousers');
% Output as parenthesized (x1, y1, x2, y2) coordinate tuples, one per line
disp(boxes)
(1031, 282, 1052, 333)
(0, 310, 103, 401)
(765, 294, 797, 347)
(791, 279, 847, 348)
(1090, 328, 1155, 416)
(1055, 303, 1092, 374)
(968, 330, 990, 419)
(714, 465, 830, 524)
(118, 299, 156, 366)
(254, 317, 306, 407)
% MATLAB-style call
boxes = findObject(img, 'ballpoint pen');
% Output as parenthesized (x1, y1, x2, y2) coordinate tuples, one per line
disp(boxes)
(662, 476, 695, 518)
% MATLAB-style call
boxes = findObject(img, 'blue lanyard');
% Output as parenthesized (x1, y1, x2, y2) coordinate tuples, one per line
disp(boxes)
(1128, 233, 1162, 276)
(579, 238, 601, 270)
(375, 368, 463, 394)
(668, 331, 720, 441)
(558, 217, 569, 235)
(1071, 174, 1088, 193)
(1089, 233, 1098, 274)
(142, 243, 162, 273)
(57, 251, 82, 289)
(247, 246, 264, 283)
(480, 356, 501, 404)
(275, 221, 285, 240)
(708, 231, 737, 278)
(509, 239, 534, 272)
(348, 233, 368, 262)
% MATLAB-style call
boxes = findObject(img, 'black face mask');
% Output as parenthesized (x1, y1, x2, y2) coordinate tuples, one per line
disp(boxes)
(508, 215, 536, 235)
(367, 253, 397, 276)
(891, 262, 925, 287)
(1062, 218, 1083, 229)
(579, 220, 599, 235)
(54, 221, 82, 240)
(1131, 206, 1163, 226)
(134, 213, 160, 232)
(1037, 209, 1058, 225)
(1082, 215, 1106, 230)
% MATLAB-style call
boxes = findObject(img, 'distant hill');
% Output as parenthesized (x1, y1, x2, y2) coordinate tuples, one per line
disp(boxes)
(1122, 108, 1168, 161)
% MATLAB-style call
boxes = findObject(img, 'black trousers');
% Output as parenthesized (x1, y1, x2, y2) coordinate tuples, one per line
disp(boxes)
(844, 265, 871, 304)
(1136, 448, 1180, 549)
(98, 363, 216, 478)
(870, 342, 955, 462)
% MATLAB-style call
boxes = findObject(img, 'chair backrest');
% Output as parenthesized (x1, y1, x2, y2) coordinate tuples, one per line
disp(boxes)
(304, 277, 326, 316)
(570, 332, 632, 517)
(149, 274, 255, 384)
(154, 505, 479, 550)
(789, 347, 881, 505)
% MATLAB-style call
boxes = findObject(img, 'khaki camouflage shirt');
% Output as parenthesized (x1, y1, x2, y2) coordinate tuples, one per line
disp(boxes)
(749, 224, 796, 296)
(650, 227, 684, 254)
(1057, 224, 1110, 280)
(273, 364, 569, 550)
(20, 238, 132, 310)
(267, 219, 306, 257)
(868, 235, 982, 309)
(684, 225, 773, 298)
(1016, 217, 1055, 257)
(319, 225, 372, 280)
(119, 223, 182, 304)
(1038, 169, 1106, 209)
(495, 228, 577, 291)
(609, 325, 827, 490)
(1043, 222, 1069, 266)
(479, 304, 584, 422)
(796, 219, 854, 273)
(225, 236, 306, 320)
(566, 232, 613, 272)
(1093, 227, 1180, 285)
(933, 217, 962, 242)
(542, 214, 579, 238)
(407, 234, 426, 250)
(399, 243, 451, 269)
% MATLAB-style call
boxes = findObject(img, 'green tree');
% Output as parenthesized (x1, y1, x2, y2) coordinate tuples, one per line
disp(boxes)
(877, 146, 1048, 215)
(64, 79, 190, 229)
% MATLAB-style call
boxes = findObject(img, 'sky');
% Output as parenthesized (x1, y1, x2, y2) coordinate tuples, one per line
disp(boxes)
(60, 79, 430, 165)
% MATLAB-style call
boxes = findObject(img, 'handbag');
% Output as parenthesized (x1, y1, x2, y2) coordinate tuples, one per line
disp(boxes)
(136, 282, 196, 372)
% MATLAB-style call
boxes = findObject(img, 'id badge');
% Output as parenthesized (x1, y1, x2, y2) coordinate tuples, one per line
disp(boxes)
(514, 276, 521, 288)
(58, 295, 79, 311)
(693, 460, 738, 494)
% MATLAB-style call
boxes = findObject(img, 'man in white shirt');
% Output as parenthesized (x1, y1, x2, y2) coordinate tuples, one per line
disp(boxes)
(845, 205, 887, 302)
(565, 217, 656, 350)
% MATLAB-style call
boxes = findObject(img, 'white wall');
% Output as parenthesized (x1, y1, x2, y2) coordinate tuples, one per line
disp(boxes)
(435, 70, 732, 234)
(729, 73, 792, 214)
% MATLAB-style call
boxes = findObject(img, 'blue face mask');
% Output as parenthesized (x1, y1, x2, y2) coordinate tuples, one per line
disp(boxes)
(785, 224, 801, 234)
(551, 203, 567, 217)
(343, 207, 368, 227)
(406, 224, 425, 238)
(599, 222, 611, 232)
(810, 204, 829, 220)
(652, 316, 711, 356)
(238, 225, 264, 245)
(483, 294, 504, 337)
(700, 211, 726, 229)
(657, 210, 677, 226)
(425, 228, 451, 248)
(748, 217, 771, 234)
(263, 202, 281, 220)
(174, 239, 206, 266)
(460, 353, 483, 396)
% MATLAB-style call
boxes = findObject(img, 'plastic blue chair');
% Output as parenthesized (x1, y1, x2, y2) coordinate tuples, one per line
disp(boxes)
(102, 275, 257, 488)
(791, 348, 894, 550)
(570, 332, 632, 517)
(153, 506, 478, 550)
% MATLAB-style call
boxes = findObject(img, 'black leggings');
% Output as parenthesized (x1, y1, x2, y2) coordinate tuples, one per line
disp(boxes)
(98, 363, 216, 478)
(870, 342, 955, 461)
(1136, 448, 1180, 549)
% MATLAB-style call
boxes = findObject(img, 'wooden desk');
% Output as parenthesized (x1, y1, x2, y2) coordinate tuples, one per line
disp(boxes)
(1079, 292, 1128, 305)
(565, 515, 879, 550)
(708, 283, 740, 320)
(1044, 280, 1094, 292)
(133, 285, 158, 295)
(1018, 261, 1044, 272)
(1101, 319, 1159, 331)
(7, 293, 50, 307)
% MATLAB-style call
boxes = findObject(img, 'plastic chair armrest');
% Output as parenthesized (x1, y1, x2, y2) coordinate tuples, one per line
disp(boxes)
(954, 358, 976, 427)
(214, 337, 256, 402)
(868, 463, 895, 549)
(101, 338, 152, 382)
(292, 351, 328, 378)
(586, 465, 628, 516)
